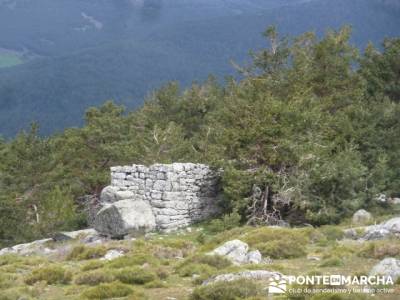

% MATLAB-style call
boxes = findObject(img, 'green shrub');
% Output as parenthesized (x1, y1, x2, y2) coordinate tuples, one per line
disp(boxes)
(207, 211, 242, 233)
(155, 266, 169, 280)
(358, 240, 400, 259)
(190, 279, 263, 300)
(204, 227, 250, 251)
(0, 273, 17, 289)
(107, 253, 159, 268)
(81, 260, 105, 271)
(67, 245, 107, 261)
(319, 226, 344, 241)
(0, 287, 36, 300)
(126, 290, 148, 300)
(24, 265, 72, 285)
(196, 232, 207, 244)
(176, 254, 232, 281)
(318, 257, 344, 267)
(255, 241, 306, 259)
(320, 243, 357, 260)
(178, 254, 232, 271)
(1, 256, 46, 269)
(74, 270, 114, 286)
(178, 263, 216, 277)
(144, 279, 167, 288)
(152, 245, 186, 260)
(36, 186, 85, 234)
(0, 255, 22, 266)
(244, 227, 309, 259)
(81, 282, 134, 299)
(154, 238, 194, 250)
(114, 267, 157, 285)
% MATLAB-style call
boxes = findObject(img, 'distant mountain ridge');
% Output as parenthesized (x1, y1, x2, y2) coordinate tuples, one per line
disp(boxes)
(0, 0, 399, 137)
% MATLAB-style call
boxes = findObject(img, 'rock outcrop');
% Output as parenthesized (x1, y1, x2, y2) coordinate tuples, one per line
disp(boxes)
(53, 229, 100, 242)
(344, 216, 400, 241)
(94, 163, 221, 236)
(363, 217, 400, 240)
(0, 238, 53, 256)
(208, 240, 263, 265)
(0, 229, 103, 257)
(370, 258, 400, 281)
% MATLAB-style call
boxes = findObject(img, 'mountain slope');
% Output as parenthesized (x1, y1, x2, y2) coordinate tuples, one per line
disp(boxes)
(0, 0, 399, 137)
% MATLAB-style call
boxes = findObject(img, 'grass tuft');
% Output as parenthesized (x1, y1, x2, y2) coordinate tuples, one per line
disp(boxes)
(24, 265, 72, 285)
(81, 281, 136, 299)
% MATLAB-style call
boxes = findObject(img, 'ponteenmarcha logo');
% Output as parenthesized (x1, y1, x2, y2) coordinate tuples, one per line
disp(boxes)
(267, 274, 394, 294)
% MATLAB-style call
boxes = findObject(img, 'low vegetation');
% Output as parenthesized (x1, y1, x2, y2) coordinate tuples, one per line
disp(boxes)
(358, 240, 400, 259)
(244, 227, 310, 259)
(190, 279, 264, 300)
(80, 282, 137, 299)
(67, 245, 107, 261)
(24, 265, 72, 285)
(0, 222, 398, 299)
(74, 270, 114, 286)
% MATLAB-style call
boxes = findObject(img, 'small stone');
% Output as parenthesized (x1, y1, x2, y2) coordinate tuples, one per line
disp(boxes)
(99, 186, 120, 203)
(101, 249, 124, 261)
(307, 256, 321, 261)
(246, 250, 262, 264)
(208, 240, 249, 265)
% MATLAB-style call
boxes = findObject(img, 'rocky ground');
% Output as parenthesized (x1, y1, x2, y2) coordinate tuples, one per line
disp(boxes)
(1, 211, 400, 300)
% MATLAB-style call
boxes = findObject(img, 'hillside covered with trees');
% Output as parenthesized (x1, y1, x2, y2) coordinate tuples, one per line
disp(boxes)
(0, 27, 399, 248)
(0, 0, 399, 137)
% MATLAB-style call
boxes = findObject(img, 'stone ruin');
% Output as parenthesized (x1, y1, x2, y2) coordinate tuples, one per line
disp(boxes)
(93, 163, 221, 237)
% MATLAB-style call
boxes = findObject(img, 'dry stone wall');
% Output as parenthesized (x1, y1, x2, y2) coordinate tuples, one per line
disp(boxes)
(96, 163, 221, 234)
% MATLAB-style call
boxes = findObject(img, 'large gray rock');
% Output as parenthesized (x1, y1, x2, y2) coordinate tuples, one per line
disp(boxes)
(208, 240, 263, 265)
(370, 258, 400, 282)
(381, 217, 400, 234)
(208, 240, 249, 265)
(352, 209, 372, 225)
(361, 217, 400, 240)
(363, 227, 391, 240)
(203, 270, 283, 285)
(94, 199, 156, 238)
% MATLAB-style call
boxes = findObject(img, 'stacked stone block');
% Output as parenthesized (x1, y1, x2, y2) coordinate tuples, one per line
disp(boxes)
(104, 163, 220, 231)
